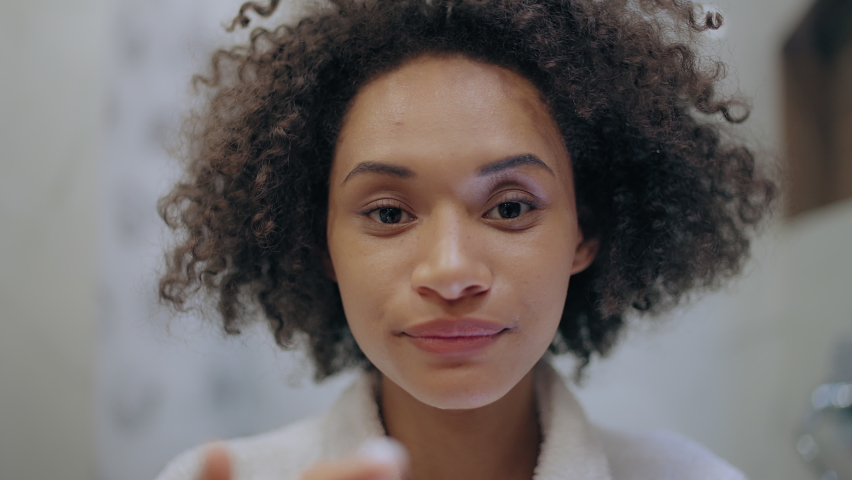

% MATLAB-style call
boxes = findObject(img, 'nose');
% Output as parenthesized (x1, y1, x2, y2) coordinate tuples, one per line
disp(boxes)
(410, 207, 493, 302)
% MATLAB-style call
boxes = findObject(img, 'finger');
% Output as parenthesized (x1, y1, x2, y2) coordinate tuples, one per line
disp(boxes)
(300, 458, 397, 480)
(197, 442, 232, 480)
(356, 438, 409, 479)
(299, 438, 409, 480)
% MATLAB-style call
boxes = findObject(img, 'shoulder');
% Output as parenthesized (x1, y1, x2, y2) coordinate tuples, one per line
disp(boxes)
(595, 426, 748, 480)
(153, 414, 325, 480)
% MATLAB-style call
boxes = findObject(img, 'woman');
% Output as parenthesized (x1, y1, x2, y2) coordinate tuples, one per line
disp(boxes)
(155, 0, 776, 479)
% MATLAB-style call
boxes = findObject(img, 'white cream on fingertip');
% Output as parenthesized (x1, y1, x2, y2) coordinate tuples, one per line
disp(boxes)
(356, 437, 409, 467)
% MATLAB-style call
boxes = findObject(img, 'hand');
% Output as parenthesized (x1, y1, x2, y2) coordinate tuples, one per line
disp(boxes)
(195, 442, 233, 480)
(300, 438, 409, 480)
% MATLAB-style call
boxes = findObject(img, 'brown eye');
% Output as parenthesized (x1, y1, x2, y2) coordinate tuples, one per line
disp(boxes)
(379, 208, 401, 223)
(499, 202, 521, 218)
(368, 207, 413, 224)
(485, 201, 532, 220)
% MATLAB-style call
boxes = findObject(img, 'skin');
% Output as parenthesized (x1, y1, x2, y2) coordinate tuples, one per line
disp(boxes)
(326, 54, 597, 480)
(193, 53, 597, 480)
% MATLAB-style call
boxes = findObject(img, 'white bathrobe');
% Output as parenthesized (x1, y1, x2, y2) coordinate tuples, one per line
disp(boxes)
(155, 358, 746, 480)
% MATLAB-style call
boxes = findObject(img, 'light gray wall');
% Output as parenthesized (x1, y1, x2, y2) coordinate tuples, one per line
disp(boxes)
(571, 2, 825, 480)
(0, 0, 108, 479)
(95, 2, 361, 479)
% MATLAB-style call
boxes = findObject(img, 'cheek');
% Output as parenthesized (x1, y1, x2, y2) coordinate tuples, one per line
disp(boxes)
(330, 245, 385, 358)
(329, 238, 374, 314)
(506, 222, 577, 328)
(327, 224, 407, 347)
(511, 229, 574, 275)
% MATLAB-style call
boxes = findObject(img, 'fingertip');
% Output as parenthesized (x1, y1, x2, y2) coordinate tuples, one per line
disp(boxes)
(356, 437, 409, 467)
(355, 437, 409, 480)
(199, 441, 232, 480)
(302, 458, 397, 480)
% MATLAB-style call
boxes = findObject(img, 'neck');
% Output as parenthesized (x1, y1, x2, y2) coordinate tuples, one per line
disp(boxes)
(379, 369, 541, 480)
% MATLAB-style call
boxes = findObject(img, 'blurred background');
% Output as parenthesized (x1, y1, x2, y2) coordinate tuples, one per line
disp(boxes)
(1, 0, 850, 479)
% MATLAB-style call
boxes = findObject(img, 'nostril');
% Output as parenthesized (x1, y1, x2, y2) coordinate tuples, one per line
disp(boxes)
(464, 285, 489, 297)
(409, 240, 493, 302)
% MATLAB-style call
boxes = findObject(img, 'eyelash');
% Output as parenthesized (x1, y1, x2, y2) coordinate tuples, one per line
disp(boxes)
(359, 199, 408, 214)
(359, 194, 541, 224)
(498, 194, 540, 210)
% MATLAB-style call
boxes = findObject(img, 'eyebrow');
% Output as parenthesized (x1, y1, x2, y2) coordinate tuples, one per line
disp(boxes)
(341, 161, 415, 186)
(476, 154, 555, 177)
(340, 153, 555, 186)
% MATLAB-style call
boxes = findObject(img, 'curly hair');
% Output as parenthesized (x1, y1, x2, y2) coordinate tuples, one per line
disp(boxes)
(159, 0, 777, 381)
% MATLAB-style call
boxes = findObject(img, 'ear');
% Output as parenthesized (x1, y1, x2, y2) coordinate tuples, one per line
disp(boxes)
(570, 235, 599, 275)
(322, 251, 337, 282)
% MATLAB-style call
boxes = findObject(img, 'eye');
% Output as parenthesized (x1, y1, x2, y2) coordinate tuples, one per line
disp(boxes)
(484, 200, 535, 220)
(365, 205, 414, 224)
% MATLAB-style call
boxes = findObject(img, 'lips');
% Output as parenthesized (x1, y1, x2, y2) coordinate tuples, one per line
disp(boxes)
(403, 318, 508, 338)
(401, 318, 510, 356)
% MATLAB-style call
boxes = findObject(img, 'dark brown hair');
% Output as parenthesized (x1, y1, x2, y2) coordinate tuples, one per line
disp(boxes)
(159, 0, 777, 380)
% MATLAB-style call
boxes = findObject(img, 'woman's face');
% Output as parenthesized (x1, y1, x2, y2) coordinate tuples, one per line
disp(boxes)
(326, 54, 597, 410)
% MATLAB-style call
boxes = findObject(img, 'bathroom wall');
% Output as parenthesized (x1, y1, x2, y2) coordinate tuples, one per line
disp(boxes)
(3, 1, 848, 480)
(95, 2, 360, 479)
(0, 0, 107, 479)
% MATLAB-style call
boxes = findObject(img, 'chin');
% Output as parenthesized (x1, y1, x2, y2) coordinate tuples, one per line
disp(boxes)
(392, 364, 520, 410)
(414, 384, 509, 411)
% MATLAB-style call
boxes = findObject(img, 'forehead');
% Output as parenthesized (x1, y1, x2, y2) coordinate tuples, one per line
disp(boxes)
(333, 54, 569, 177)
